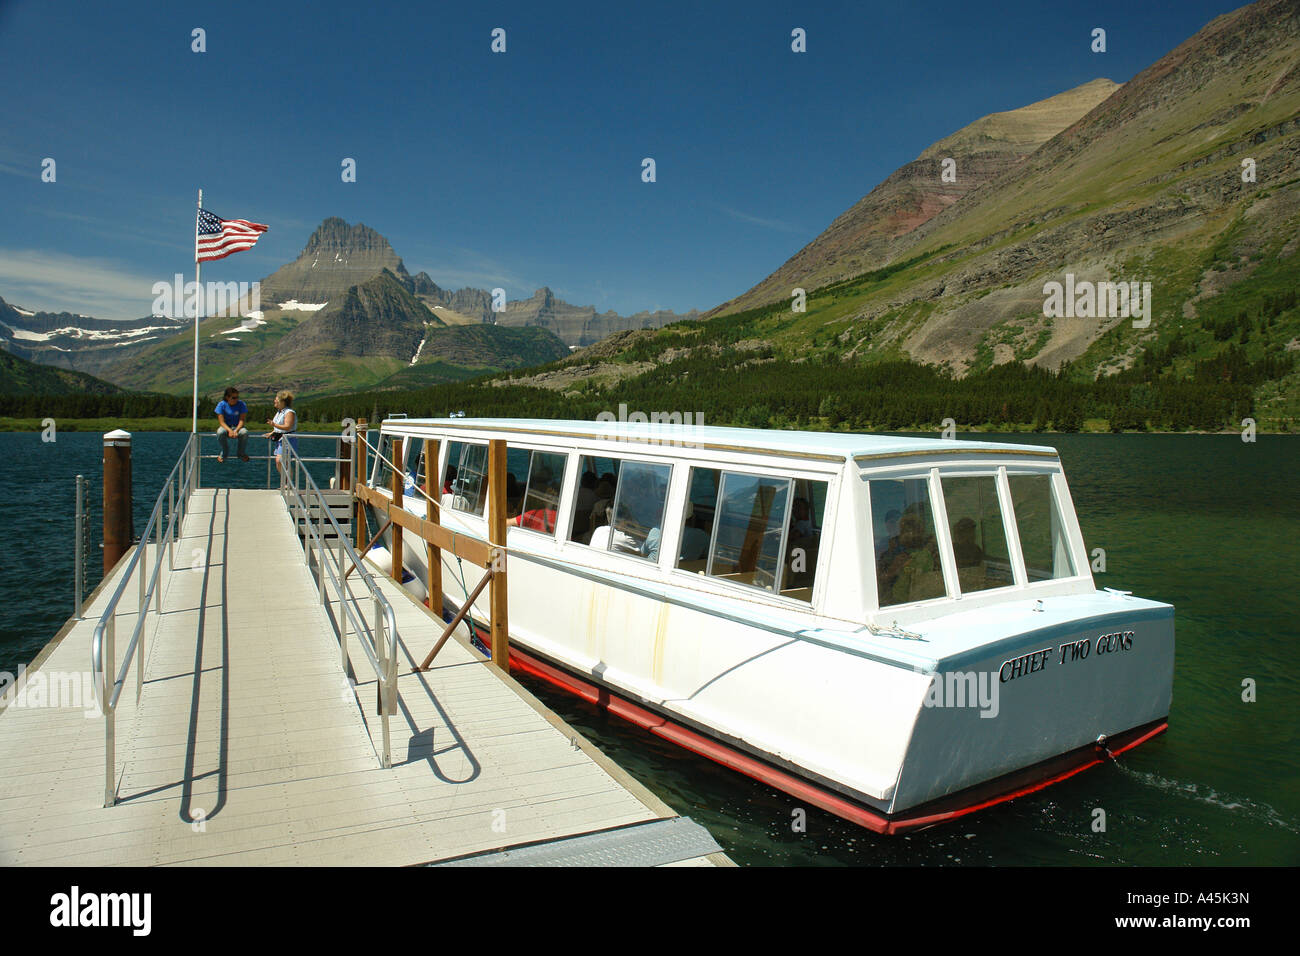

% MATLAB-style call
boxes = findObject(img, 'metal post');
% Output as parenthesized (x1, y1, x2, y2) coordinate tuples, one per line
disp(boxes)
(374, 595, 386, 674)
(376, 602, 391, 769)
(74, 475, 85, 619)
(136, 616, 144, 704)
(138, 537, 146, 623)
(338, 537, 349, 674)
(168, 480, 176, 570)
(317, 528, 326, 606)
(154, 502, 163, 615)
(104, 617, 116, 807)
(304, 509, 314, 584)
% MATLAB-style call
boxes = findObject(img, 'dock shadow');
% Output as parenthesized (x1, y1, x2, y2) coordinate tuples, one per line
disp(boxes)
(322, 574, 481, 784)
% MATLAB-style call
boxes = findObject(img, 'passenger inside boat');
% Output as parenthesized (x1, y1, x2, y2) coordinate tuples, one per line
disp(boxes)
(573, 471, 598, 541)
(941, 475, 1013, 593)
(870, 477, 944, 606)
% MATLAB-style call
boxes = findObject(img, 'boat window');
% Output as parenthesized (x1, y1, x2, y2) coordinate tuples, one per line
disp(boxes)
(568, 456, 623, 545)
(1009, 474, 1077, 581)
(709, 473, 791, 594)
(677, 468, 720, 568)
(372, 433, 415, 491)
(513, 450, 567, 535)
(503, 447, 532, 519)
(679, 468, 826, 602)
(940, 475, 1014, 594)
(411, 439, 444, 496)
(784, 478, 827, 599)
(606, 461, 672, 559)
(443, 441, 489, 516)
(870, 478, 945, 607)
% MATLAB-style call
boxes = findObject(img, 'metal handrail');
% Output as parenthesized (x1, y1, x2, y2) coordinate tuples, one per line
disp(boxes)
(199, 431, 353, 488)
(278, 436, 399, 769)
(90, 433, 199, 807)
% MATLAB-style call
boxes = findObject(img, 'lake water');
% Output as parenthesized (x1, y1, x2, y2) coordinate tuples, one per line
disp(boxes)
(2, 431, 1296, 866)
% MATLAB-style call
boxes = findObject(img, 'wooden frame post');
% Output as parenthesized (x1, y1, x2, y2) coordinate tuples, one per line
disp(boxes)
(390, 436, 404, 586)
(424, 438, 442, 615)
(337, 433, 351, 491)
(488, 439, 509, 671)
(354, 418, 368, 551)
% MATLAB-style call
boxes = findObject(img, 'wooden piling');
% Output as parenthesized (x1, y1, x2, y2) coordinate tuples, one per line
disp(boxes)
(488, 439, 509, 671)
(102, 429, 133, 574)
(424, 438, 442, 617)
(354, 418, 368, 551)
(390, 436, 404, 586)
(337, 435, 352, 491)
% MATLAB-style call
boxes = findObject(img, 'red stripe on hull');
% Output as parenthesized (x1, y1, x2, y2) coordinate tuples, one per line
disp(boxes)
(463, 622, 1167, 834)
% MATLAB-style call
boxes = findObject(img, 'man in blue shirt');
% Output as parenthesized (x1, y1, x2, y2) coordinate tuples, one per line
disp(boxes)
(214, 386, 249, 462)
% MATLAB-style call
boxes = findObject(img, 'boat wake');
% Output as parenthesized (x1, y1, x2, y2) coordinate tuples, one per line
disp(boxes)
(1115, 766, 1299, 834)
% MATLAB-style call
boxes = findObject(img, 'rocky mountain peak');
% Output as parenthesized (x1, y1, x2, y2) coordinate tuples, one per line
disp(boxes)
(302, 217, 395, 257)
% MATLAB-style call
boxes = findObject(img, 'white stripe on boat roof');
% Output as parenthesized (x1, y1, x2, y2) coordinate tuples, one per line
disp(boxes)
(378, 418, 1059, 461)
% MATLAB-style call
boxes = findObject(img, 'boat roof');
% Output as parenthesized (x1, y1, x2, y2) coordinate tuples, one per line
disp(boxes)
(379, 417, 1059, 462)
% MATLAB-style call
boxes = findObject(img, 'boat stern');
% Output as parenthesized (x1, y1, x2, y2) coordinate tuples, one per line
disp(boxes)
(888, 591, 1174, 818)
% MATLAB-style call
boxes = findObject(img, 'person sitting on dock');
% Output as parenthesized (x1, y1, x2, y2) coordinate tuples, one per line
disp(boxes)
(214, 386, 249, 463)
(263, 390, 298, 474)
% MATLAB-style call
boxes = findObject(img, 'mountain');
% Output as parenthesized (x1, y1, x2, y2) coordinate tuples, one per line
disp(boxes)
(494, 286, 700, 347)
(482, 0, 1300, 426)
(401, 277, 699, 345)
(720, 78, 1120, 314)
(6, 213, 697, 395)
(87, 220, 571, 394)
(251, 218, 698, 348)
(0, 296, 186, 378)
(0, 347, 124, 395)
(697, 0, 1300, 380)
(255, 217, 409, 306)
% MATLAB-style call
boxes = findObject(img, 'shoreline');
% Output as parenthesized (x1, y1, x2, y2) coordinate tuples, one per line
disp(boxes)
(1, 417, 1296, 436)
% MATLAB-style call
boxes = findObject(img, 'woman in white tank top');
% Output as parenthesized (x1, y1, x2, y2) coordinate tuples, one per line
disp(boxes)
(263, 389, 298, 474)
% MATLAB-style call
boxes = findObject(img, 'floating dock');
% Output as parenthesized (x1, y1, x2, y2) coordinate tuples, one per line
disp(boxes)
(0, 479, 728, 866)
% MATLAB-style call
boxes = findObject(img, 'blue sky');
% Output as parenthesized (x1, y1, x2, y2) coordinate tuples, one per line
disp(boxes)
(0, 0, 1247, 320)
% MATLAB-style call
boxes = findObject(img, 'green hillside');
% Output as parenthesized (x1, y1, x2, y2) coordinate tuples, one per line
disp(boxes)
(0, 348, 124, 395)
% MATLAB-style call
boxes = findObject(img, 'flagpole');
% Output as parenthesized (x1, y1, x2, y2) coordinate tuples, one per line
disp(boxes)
(192, 188, 202, 434)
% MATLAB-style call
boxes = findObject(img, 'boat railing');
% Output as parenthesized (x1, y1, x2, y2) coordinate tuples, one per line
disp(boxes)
(90, 432, 200, 807)
(278, 435, 400, 769)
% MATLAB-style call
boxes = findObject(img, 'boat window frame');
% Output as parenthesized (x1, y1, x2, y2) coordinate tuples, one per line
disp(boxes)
(866, 469, 952, 610)
(935, 466, 1023, 597)
(863, 458, 1090, 612)
(562, 448, 675, 565)
(672, 461, 832, 607)
(509, 445, 571, 540)
(1003, 465, 1088, 587)
(441, 439, 491, 518)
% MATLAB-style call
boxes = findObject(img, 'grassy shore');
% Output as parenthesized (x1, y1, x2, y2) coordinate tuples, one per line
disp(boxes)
(0, 418, 350, 433)
(2, 416, 1295, 435)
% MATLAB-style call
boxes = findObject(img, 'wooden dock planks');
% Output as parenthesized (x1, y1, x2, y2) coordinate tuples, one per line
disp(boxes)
(0, 488, 716, 866)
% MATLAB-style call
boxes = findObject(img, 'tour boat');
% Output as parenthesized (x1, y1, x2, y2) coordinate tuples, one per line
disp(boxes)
(361, 418, 1175, 833)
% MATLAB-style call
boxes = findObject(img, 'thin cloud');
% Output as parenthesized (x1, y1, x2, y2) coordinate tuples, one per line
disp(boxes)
(710, 202, 802, 233)
(0, 249, 169, 320)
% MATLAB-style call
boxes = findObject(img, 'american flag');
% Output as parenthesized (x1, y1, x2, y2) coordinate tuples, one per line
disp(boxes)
(195, 208, 268, 263)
